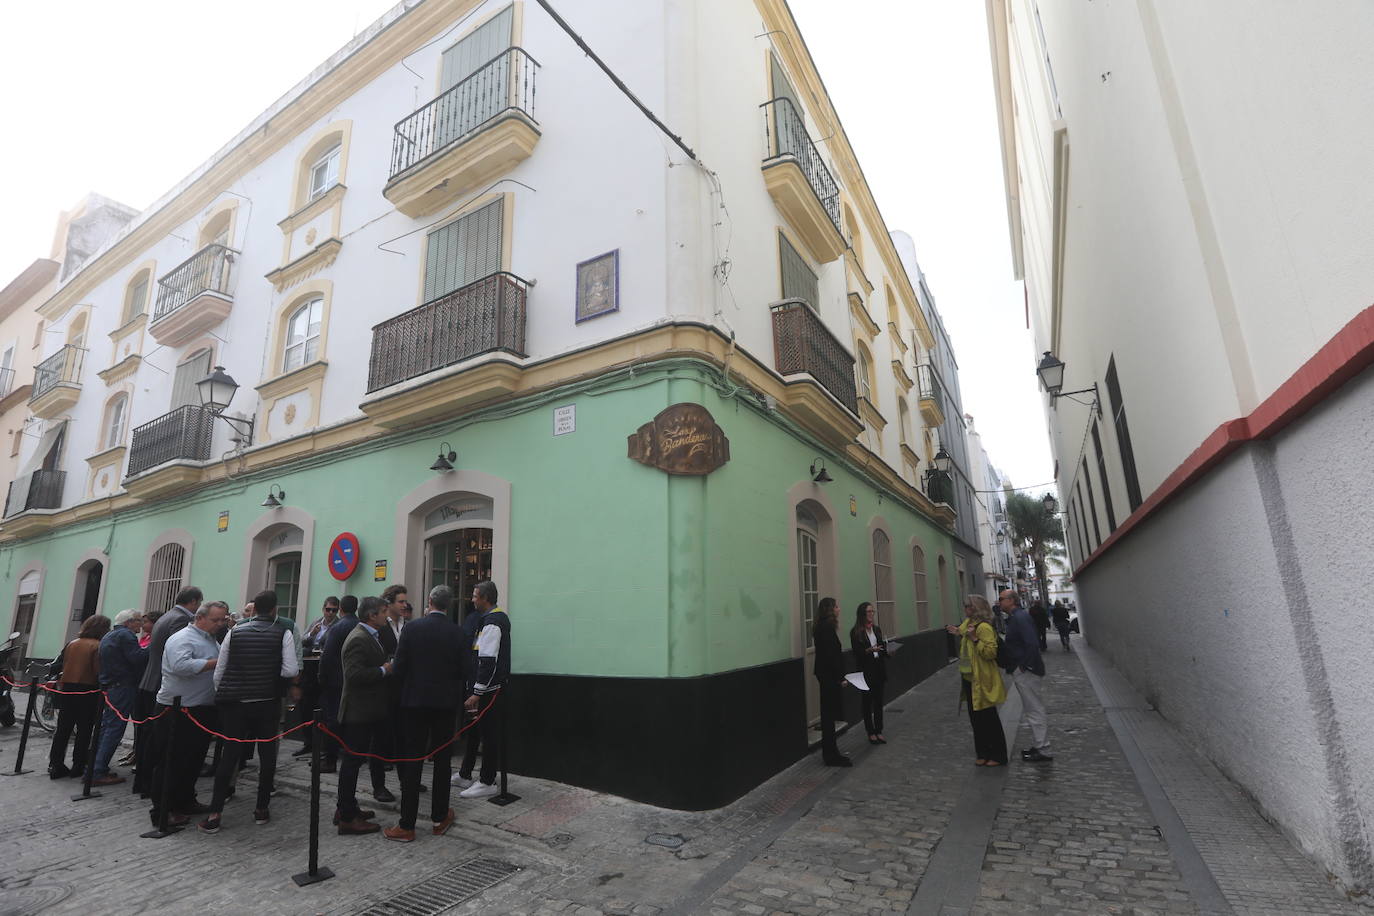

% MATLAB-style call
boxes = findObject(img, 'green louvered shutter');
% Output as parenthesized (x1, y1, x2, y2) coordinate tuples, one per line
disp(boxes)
(424, 199, 504, 302)
(436, 6, 514, 146)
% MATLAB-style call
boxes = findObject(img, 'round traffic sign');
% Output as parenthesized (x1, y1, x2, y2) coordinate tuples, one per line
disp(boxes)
(328, 532, 361, 581)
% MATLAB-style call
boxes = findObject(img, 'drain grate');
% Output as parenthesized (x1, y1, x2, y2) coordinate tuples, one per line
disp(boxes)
(351, 857, 520, 915)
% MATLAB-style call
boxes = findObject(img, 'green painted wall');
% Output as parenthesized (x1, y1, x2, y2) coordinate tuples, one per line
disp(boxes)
(0, 363, 969, 682)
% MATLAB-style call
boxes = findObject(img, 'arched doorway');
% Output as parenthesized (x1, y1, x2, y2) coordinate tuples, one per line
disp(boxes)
(422, 496, 493, 623)
(241, 507, 314, 626)
(786, 485, 838, 739)
(66, 553, 107, 642)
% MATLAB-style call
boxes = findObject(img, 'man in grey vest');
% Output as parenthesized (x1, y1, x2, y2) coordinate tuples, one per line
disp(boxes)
(198, 589, 299, 833)
(134, 585, 201, 796)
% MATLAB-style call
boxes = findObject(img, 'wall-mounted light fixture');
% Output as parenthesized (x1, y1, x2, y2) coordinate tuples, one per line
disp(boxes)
(809, 457, 833, 483)
(430, 442, 457, 472)
(933, 447, 952, 474)
(1042, 492, 1059, 515)
(1035, 352, 1101, 417)
(197, 366, 255, 445)
(261, 484, 286, 508)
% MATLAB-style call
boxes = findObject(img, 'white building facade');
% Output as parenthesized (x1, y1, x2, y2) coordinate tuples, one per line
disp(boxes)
(989, 0, 1374, 892)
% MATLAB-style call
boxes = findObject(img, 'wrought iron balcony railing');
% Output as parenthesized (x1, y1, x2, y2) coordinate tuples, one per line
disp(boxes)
(127, 405, 216, 477)
(389, 47, 539, 181)
(770, 299, 858, 414)
(367, 272, 529, 393)
(154, 243, 237, 321)
(916, 363, 945, 407)
(30, 346, 85, 403)
(4, 469, 65, 519)
(761, 97, 841, 234)
(925, 469, 954, 507)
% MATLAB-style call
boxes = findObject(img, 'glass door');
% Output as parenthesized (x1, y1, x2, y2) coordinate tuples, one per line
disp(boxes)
(427, 527, 493, 622)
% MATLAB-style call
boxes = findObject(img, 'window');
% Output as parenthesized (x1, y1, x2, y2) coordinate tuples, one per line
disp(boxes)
(308, 146, 340, 202)
(145, 543, 186, 614)
(1076, 478, 1096, 552)
(844, 203, 864, 270)
(797, 506, 819, 649)
(1091, 422, 1116, 531)
(424, 199, 504, 302)
(872, 529, 894, 633)
(171, 349, 212, 409)
(778, 232, 818, 308)
(103, 394, 128, 450)
(1073, 496, 1090, 561)
(954, 555, 967, 608)
(198, 207, 234, 249)
(10, 429, 21, 457)
(0, 346, 13, 398)
(1081, 458, 1102, 547)
(11, 593, 36, 644)
(1105, 357, 1143, 511)
(33, 320, 44, 349)
(898, 399, 911, 444)
(283, 298, 323, 372)
(856, 344, 873, 402)
(437, 4, 514, 145)
(270, 552, 302, 622)
(123, 272, 150, 325)
(67, 313, 87, 349)
(912, 544, 929, 630)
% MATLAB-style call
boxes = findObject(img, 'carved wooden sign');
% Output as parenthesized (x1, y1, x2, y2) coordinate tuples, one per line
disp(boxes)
(627, 403, 730, 476)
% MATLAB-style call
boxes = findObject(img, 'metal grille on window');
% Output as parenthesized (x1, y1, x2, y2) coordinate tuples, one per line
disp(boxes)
(145, 544, 186, 615)
(872, 529, 894, 634)
(424, 200, 504, 303)
(779, 233, 818, 308)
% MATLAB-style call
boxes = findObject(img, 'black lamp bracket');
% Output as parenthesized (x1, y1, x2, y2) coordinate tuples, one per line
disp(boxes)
(1051, 383, 1102, 418)
(215, 413, 255, 446)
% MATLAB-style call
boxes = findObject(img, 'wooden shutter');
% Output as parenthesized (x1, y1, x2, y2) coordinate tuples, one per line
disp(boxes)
(779, 233, 818, 308)
(423, 200, 504, 302)
(441, 5, 514, 91)
(171, 349, 212, 409)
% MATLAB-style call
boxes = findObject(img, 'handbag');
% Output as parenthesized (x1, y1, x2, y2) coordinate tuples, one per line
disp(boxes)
(995, 630, 1014, 671)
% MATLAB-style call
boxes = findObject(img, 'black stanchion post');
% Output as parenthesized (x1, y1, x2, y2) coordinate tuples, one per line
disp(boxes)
(488, 690, 519, 807)
(5, 676, 38, 776)
(72, 694, 104, 801)
(140, 696, 183, 839)
(292, 708, 334, 887)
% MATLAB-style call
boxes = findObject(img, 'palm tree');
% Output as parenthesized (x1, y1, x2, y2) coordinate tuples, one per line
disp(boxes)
(1006, 492, 1066, 607)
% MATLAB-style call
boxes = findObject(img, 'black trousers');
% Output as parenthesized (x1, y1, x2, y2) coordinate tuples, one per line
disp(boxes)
(860, 678, 886, 736)
(472, 693, 502, 785)
(962, 678, 1007, 764)
(818, 680, 842, 760)
(150, 703, 216, 815)
(209, 702, 280, 813)
(336, 720, 386, 821)
(398, 706, 457, 829)
(49, 689, 100, 773)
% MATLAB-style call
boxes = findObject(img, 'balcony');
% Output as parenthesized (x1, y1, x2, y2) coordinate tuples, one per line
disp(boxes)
(4, 469, 65, 519)
(925, 469, 954, 508)
(126, 405, 216, 481)
(150, 244, 237, 348)
(384, 48, 540, 218)
(29, 345, 86, 419)
(760, 98, 845, 264)
(771, 299, 859, 422)
(916, 363, 946, 428)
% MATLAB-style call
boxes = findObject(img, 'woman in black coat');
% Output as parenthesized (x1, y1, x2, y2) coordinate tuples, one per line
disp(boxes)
(849, 601, 888, 745)
(812, 597, 851, 767)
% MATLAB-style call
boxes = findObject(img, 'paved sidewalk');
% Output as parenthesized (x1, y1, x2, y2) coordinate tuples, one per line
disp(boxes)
(0, 640, 1363, 914)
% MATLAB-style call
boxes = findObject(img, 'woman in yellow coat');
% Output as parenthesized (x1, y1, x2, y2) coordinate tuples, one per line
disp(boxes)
(946, 594, 1008, 766)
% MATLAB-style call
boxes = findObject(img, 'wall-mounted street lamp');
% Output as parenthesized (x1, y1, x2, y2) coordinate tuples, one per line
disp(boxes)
(1035, 352, 1101, 417)
(933, 447, 952, 474)
(430, 442, 457, 472)
(809, 457, 833, 483)
(196, 366, 255, 445)
(261, 484, 286, 508)
(1043, 492, 1059, 515)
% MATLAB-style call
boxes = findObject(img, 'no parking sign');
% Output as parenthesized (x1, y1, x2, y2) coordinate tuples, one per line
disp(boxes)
(327, 532, 361, 581)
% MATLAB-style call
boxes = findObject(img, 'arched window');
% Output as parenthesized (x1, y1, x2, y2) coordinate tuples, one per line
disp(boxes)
(797, 505, 820, 649)
(122, 270, 151, 325)
(898, 398, 912, 445)
(145, 542, 186, 614)
(937, 554, 949, 626)
(283, 297, 323, 372)
(856, 343, 874, 402)
(102, 394, 128, 450)
(885, 284, 900, 327)
(872, 529, 894, 633)
(198, 207, 234, 248)
(912, 543, 929, 630)
(291, 123, 353, 212)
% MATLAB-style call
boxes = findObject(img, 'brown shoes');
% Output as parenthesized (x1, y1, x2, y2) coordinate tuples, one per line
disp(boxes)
(432, 808, 455, 836)
(92, 774, 126, 786)
(338, 818, 381, 836)
(382, 825, 415, 843)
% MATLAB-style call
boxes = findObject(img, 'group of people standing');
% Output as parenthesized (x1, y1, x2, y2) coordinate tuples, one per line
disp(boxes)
(811, 599, 891, 767)
(42, 578, 512, 844)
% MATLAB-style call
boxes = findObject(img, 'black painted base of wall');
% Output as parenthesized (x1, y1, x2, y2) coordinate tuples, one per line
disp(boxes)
(505, 628, 953, 810)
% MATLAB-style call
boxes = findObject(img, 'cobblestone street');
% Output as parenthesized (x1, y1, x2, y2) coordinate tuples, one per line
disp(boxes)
(0, 638, 1361, 915)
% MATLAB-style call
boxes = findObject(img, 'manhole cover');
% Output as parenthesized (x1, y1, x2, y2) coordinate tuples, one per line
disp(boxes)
(351, 857, 520, 915)
(544, 833, 574, 848)
(645, 833, 685, 849)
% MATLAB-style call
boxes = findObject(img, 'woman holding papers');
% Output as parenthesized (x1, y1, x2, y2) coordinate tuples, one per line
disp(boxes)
(850, 602, 888, 745)
(946, 594, 1007, 766)
(812, 598, 851, 767)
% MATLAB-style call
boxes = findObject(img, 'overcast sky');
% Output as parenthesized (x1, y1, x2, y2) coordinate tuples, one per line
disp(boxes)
(0, 0, 1053, 491)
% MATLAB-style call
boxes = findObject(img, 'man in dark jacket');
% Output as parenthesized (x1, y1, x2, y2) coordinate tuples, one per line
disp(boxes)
(999, 589, 1052, 762)
(198, 590, 299, 833)
(91, 609, 149, 785)
(458, 580, 513, 797)
(134, 586, 201, 795)
(384, 585, 464, 842)
(310, 595, 358, 771)
(335, 597, 394, 835)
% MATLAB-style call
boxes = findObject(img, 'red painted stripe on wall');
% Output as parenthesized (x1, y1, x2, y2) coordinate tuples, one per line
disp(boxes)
(1074, 302, 1374, 576)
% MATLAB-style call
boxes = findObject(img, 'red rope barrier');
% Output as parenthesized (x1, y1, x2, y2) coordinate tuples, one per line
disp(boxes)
(100, 691, 167, 725)
(0, 675, 102, 695)
(316, 690, 500, 764)
(180, 708, 316, 744)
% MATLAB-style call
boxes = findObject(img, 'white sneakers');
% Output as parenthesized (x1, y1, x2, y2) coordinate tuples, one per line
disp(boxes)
(450, 773, 475, 789)
(459, 781, 498, 799)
